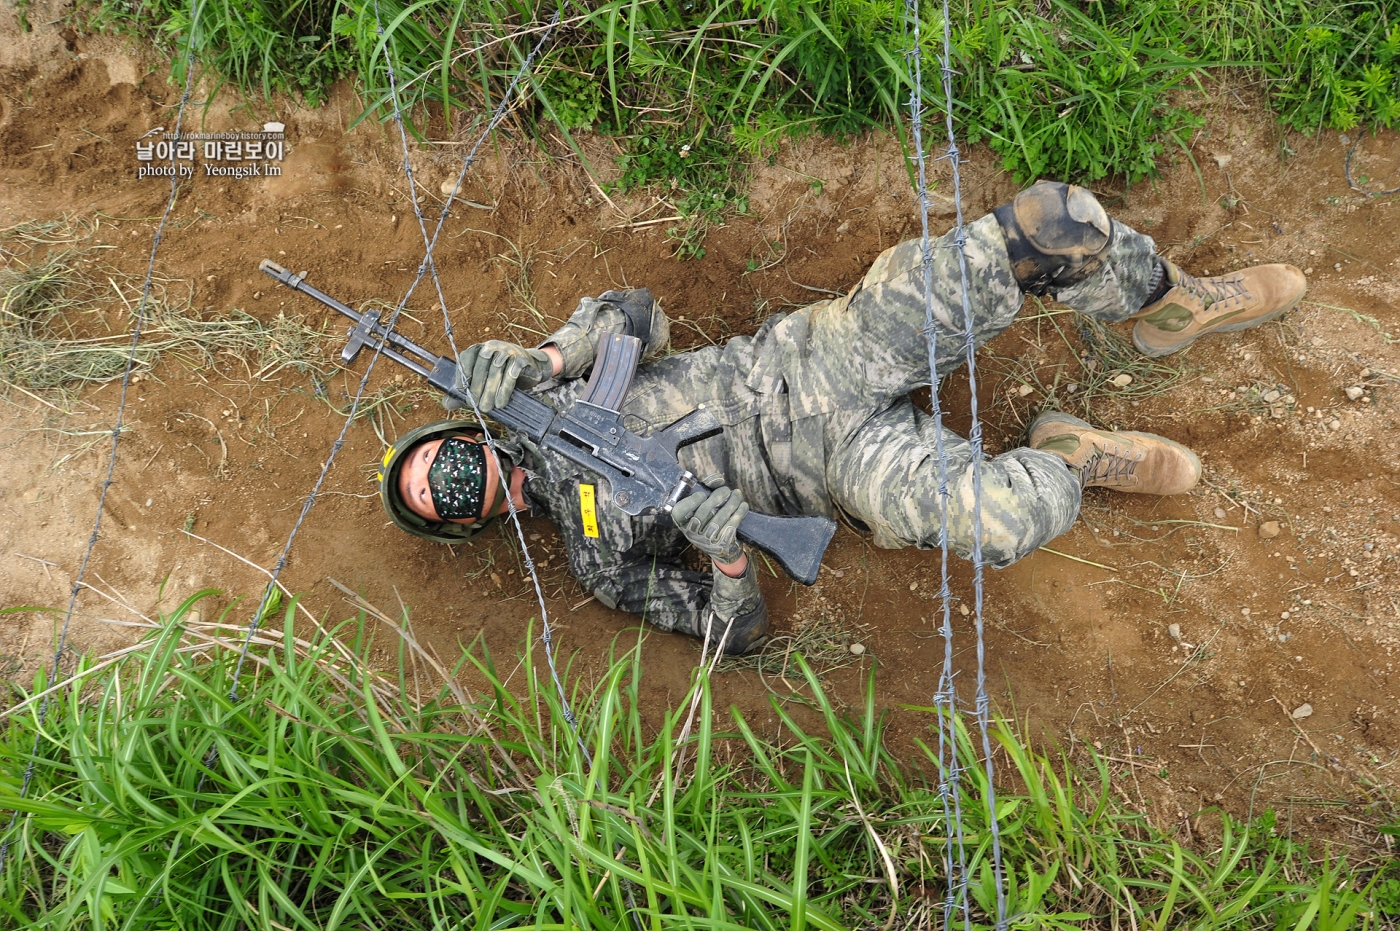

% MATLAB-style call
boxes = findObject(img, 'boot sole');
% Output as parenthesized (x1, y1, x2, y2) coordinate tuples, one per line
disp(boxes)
(1131, 298, 1300, 359)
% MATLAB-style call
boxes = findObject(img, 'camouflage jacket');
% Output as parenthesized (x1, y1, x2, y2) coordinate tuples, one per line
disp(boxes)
(496, 294, 763, 638)
(507, 427, 764, 640)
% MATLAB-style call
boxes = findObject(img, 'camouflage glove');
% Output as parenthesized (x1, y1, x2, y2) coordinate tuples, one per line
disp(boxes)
(443, 340, 552, 414)
(670, 486, 748, 565)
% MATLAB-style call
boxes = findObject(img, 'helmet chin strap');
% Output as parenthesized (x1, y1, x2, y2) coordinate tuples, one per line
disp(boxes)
(482, 450, 513, 520)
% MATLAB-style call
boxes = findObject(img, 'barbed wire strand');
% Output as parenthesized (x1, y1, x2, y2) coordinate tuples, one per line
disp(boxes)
(367, 1, 586, 751)
(0, 0, 207, 871)
(223, 8, 564, 730)
(932, 0, 1010, 926)
(903, 1, 970, 928)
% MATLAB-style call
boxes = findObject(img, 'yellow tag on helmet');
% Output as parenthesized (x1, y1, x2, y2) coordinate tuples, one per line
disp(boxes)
(579, 483, 599, 538)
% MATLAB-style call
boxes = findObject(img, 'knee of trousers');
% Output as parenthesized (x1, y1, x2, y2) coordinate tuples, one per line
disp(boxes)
(993, 181, 1113, 296)
(940, 447, 1082, 568)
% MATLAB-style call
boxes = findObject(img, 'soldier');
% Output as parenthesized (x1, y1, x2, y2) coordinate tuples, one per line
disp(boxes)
(379, 182, 1305, 654)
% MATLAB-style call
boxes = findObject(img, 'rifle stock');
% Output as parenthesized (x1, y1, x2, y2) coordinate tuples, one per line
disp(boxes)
(735, 512, 834, 586)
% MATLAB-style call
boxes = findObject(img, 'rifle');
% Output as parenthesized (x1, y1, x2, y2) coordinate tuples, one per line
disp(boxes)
(259, 260, 836, 585)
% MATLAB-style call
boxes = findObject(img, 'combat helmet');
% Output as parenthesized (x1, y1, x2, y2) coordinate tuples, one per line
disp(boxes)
(378, 419, 506, 544)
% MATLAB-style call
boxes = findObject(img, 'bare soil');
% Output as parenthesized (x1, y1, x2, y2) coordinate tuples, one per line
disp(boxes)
(4, 7, 1400, 850)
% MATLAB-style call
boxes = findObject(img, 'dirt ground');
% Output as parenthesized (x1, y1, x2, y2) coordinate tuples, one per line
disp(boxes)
(4, 9, 1400, 851)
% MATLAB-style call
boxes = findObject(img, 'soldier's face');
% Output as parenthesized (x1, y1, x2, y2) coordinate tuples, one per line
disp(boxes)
(398, 437, 501, 524)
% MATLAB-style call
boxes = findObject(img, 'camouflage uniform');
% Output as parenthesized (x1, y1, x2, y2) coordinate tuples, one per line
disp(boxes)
(505, 200, 1159, 636)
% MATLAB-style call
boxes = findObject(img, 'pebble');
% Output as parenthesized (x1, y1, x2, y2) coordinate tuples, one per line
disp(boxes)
(1112, 373, 1133, 387)
(959, 604, 970, 616)
(1262, 389, 1281, 403)
(441, 179, 462, 196)
(1214, 507, 1227, 519)
(1280, 611, 1290, 619)
(1329, 419, 1341, 431)
(836, 220, 851, 235)
(1258, 521, 1281, 540)
(1240, 607, 1251, 616)
(1360, 368, 1371, 379)
(1345, 386, 1364, 401)
(1017, 383, 1034, 397)
(909, 581, 918, 591)
(1334, 263, 1342, 271)
(1167, 623, 1182, 642)
(1291, 702, 1313, 720)
(849, 643, 866, 656)
(1304, 267, 1313, 275)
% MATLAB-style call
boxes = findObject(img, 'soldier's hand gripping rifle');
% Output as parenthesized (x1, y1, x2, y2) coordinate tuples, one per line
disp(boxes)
(259, 260, 837, 585)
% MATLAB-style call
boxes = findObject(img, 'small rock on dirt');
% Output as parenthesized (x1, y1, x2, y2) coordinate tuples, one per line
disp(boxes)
(849, 643, 866, 656)
(1212, 153, 1232, 168)
(1167, 623, 1182, 642)
(1262, 389, 1281, 403)
(1259, 520, 1281, 539)
(959, 604, 970, 616)
(835, 220, 851, 235)
(1111, 373, 1133, 387)
(1291, 703, 1313, 720)
(1213, 507, 1227, 519)
(1016, 383, 1034, 397)
(1345, 386, 1364, 401)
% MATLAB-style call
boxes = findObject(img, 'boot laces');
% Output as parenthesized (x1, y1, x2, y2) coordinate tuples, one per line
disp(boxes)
(1078, 443, 1142, 489)
(1177, 269, 1249, 310)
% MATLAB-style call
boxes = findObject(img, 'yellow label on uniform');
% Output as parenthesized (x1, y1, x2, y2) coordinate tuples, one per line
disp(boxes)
(579, 483, 599, 538)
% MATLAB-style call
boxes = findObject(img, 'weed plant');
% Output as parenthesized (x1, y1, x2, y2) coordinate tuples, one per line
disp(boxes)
(1, 591, 1394, 928)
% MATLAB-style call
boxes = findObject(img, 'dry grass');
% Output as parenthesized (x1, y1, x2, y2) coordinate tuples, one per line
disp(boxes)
(982, 306, 1197, 437)
(0, 232, 329, 401)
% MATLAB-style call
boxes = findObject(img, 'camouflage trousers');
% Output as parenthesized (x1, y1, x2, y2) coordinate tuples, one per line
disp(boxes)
(561, 213, 1160, 569)
(822, 216, 1159, 567)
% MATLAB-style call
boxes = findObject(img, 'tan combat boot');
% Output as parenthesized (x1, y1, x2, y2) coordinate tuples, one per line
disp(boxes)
(1028, 411, 1201, 495)
(1131, 260, 1306, 358)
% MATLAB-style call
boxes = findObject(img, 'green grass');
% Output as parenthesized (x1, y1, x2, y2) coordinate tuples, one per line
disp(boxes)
(74, 0, 1400, 257)
(82, 3, 1400, 156)
(1, 591, 1395, 928)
